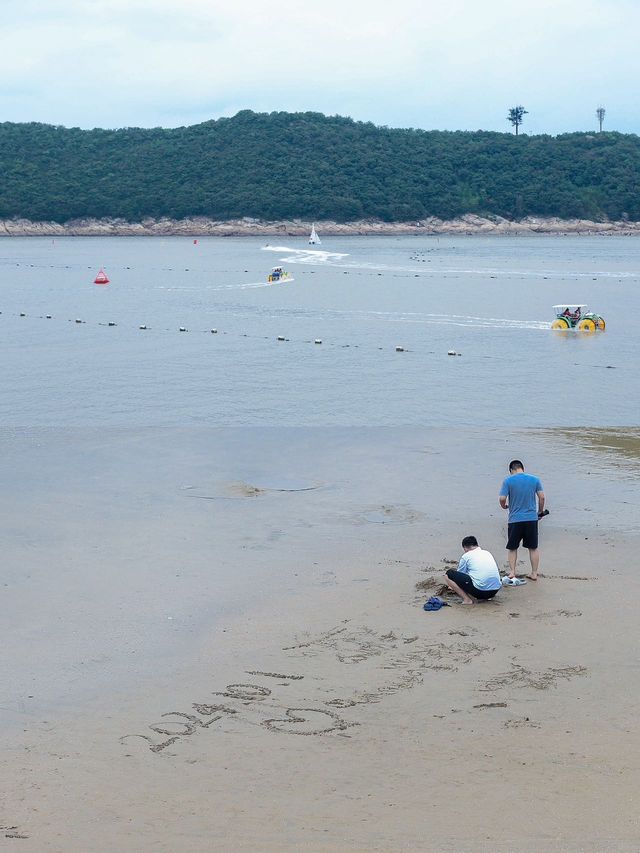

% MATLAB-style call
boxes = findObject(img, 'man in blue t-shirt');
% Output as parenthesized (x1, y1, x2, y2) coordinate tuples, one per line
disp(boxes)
(499, 460, 545, 581)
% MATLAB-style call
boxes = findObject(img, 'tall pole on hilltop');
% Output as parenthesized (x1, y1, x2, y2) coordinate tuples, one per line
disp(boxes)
(596, 106, 606, 132)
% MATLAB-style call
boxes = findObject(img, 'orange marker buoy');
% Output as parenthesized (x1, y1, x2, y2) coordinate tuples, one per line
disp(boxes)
(94, 268, 109, 285)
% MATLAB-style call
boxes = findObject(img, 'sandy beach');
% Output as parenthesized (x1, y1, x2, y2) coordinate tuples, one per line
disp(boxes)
(2, 426, 639, 852)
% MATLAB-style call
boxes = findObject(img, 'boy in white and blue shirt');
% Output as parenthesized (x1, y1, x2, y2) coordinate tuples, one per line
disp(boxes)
(445, 536, 502, 605)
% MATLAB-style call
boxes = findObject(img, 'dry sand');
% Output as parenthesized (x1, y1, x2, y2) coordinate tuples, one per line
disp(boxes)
(2, 427, 639, 852)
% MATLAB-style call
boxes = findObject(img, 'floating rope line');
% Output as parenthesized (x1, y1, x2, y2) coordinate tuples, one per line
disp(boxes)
(0, 308, 434, 354)
(0, 303, 559, 356)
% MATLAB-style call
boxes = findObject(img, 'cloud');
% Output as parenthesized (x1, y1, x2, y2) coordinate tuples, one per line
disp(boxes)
(0, 0, 638, 133)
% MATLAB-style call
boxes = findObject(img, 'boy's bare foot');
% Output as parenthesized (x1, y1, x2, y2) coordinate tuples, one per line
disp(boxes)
(526, 574, 538, 581)
(461, 599, 475, 605)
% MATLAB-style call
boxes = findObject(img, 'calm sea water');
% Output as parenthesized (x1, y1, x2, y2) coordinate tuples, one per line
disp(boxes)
(1, 234, 639, 428)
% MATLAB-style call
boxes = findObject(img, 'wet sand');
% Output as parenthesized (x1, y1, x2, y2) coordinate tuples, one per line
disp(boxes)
(2, 427, 639, 851)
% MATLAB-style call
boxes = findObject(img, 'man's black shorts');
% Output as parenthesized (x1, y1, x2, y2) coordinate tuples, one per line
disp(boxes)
(507, 520, 538, 550)
(446, 569, 499, 600)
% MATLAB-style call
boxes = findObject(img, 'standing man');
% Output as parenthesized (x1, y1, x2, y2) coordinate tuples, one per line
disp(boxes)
(499, 460, 545, 581)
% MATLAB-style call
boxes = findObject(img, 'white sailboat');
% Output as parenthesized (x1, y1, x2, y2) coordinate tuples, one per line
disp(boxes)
(309, 224, 321, 245)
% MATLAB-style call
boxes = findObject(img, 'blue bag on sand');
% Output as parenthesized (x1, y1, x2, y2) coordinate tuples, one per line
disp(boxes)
(423, 596, 450, 611)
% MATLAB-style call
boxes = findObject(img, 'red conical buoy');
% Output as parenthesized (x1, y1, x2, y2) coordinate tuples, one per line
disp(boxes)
(94, 268, 109, 285)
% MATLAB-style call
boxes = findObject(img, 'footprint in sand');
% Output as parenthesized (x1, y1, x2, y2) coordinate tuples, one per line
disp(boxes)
(505, 718, 542, 729)
(353, 505, 425, 526)
(533, 610, 582, 620)
(538, 574, 594, 581)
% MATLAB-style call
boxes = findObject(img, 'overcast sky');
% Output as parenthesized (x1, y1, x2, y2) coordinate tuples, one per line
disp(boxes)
(1, 0, 637, 135)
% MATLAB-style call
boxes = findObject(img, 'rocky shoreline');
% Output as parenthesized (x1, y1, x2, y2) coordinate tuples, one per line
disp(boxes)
(2, 213, 640, 237)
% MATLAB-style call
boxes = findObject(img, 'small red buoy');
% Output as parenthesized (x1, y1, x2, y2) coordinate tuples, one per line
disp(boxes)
(193, 239, 198, 245)
(94, 268, 109, 285)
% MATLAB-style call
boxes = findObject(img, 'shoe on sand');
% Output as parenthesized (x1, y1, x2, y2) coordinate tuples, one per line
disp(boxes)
(423, 596, 450, 611)
(503, 577, 526, 586)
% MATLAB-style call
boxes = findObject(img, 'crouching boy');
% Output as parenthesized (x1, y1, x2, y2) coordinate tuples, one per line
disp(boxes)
(445, 536, 501, 605)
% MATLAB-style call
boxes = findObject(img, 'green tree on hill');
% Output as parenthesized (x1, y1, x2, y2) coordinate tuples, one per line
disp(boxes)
(507, 106, 528, 136)
(0, 111, 639, 223)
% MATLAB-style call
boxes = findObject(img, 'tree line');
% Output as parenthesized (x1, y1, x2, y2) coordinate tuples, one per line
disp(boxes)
(1, 109, 639, 223)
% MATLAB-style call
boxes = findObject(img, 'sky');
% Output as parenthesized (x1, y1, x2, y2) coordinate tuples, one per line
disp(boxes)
(1, 0, 637, 135)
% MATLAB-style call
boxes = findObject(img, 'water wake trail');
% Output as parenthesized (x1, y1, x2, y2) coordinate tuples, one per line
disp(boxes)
(160, 280, 292, 292)
(346, 309, 549, 330)
(261, 245, 638, 280)
(262, 245, 350, 263)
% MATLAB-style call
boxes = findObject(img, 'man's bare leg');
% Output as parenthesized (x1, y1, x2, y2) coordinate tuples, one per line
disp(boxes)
(527, 548, 540, 580)
(507, 549, 518, 579)
(444, 575, 474, 605)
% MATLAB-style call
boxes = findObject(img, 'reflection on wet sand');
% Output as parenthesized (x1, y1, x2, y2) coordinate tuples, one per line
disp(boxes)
(547, 427, 640, 472)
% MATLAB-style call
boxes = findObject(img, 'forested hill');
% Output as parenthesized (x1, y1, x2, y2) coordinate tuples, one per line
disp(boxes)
(1, 110, 639, 224)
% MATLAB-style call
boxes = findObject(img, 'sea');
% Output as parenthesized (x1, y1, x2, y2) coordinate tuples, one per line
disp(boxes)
(2, 234, 640, 716)
(1, 233, 638, 429)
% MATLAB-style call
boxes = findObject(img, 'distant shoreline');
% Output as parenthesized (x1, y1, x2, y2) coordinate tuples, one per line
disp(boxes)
(2, 214, 640, 237)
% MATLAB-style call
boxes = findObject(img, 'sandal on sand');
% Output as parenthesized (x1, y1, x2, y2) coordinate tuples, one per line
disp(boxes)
(423, 596, 451, 611)
(502, 577, 527, 586)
